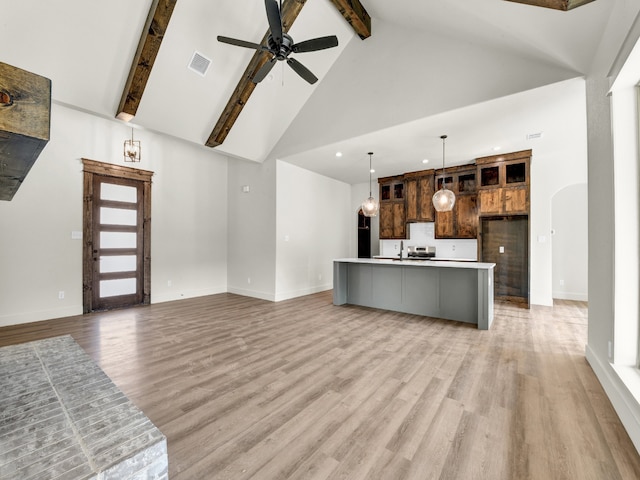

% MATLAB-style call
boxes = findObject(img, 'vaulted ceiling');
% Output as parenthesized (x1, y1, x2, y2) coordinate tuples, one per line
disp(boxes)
(1, 0, 620, 184)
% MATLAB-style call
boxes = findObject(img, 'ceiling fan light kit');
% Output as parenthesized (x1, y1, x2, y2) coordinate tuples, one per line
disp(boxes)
(217, 0, 338, 85)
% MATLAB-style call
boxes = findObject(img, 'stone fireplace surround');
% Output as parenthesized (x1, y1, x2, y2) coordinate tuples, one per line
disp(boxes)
(0, 335, 167, 479)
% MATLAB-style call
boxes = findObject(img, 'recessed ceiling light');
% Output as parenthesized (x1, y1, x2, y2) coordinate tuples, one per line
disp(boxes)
(335, 152, 342, 157)
(422, 159, 429, 164)
(493, 146, 501, 151)
(370, 169, 375, 173)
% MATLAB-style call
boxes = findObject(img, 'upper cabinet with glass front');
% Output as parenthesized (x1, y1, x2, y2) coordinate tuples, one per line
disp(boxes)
(476, 150, 531, 216)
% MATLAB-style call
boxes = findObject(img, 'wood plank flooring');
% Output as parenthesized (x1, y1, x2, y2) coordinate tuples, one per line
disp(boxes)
(1, 292, 639, 479)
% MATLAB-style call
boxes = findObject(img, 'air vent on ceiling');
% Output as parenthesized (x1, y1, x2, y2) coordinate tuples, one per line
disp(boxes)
(527, 132, 543, 140)
(188, 51, 211, 77)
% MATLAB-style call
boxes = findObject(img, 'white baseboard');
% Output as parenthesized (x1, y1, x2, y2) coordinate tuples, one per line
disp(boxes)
(552, 291, 589, 301)
(274, 284, 332, 302)
(227, 287, 276, 302)
(0, 305, 83, 328)
(586, 344, 640, 453)
(151, 286, 227, 304)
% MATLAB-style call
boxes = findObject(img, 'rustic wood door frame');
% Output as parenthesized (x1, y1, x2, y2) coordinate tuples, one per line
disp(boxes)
(82, 159, 153, 313)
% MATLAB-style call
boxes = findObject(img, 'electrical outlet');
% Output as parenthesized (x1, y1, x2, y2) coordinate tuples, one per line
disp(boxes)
(559, 279, 564, 286)
(247, 277, 251, 284)
(499, 246, 505, 254)
(58, 291, 65, 300)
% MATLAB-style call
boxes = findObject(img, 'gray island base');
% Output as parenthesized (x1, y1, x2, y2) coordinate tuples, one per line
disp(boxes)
(333, 258, 495, 329)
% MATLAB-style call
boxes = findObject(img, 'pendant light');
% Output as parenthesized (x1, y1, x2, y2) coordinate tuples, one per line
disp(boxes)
(361, 152, 379, 217)
(432, 134, 455, 212)
(124, 128, 141, 162)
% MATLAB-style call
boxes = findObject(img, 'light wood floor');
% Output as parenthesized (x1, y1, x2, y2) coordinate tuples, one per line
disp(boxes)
(1, 292, 640, 479)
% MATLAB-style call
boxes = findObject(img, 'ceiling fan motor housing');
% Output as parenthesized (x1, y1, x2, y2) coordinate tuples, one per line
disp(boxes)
(269, 33, 293, 60)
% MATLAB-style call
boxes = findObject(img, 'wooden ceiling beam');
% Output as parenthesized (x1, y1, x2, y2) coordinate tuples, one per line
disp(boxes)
(206, 0, 308, 148)
(328, 0, 371, 39)
(504, 0, 597, 11)
(116, 0, 178, 122)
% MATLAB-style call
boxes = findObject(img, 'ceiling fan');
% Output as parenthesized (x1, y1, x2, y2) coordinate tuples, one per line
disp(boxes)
(217, 0, 339, 85)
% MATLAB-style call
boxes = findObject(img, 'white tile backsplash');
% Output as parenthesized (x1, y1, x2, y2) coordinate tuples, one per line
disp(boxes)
(379, 222, 477, 260)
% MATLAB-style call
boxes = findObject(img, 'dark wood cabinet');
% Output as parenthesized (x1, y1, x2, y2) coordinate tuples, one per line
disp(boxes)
(434, 164, 478, 239)
(378, 175, 406, 239)
(476, 150, 532, 307)
(405, 169, 435, 223)
(477, 150, 530, 216)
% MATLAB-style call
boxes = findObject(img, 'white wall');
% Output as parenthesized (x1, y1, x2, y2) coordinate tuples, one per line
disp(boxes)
(275, 161, 351, 301)
(0, 103, 229, 327)
(552, 183, 588, 301)
(584, 2, 640, 454)
(227, 158, 277, 300)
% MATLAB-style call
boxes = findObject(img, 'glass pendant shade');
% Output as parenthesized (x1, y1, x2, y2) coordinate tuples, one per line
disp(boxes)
(362, 196, 379, 217)
(362, 152, 379, 217)
(432, 188, 455, 212)
(432, 134, 455, 212)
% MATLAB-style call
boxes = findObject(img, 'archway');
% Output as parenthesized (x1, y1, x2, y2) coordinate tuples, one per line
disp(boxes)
(357, 209, 371, 258)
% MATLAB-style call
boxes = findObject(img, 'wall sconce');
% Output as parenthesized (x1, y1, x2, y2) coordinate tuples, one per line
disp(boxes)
(124, 128, 141, 162)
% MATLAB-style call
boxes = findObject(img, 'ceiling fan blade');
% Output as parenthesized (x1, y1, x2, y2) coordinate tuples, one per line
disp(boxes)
(286, 58, 318, 84)
(292, 35, 339, 53)
(253, 57, 277, 83)
(217, 36, 268, 52)
(265, 0, 283, 45)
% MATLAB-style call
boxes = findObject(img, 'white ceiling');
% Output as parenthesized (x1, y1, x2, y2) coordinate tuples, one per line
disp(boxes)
(0, 0, 617, 185)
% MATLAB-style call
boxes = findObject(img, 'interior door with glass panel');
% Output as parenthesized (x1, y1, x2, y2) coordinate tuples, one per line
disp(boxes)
(91, 175, 144, 310)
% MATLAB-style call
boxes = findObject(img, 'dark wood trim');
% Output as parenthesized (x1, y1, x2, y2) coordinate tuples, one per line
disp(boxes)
(504, 0, 596, 10)
(82, 158, 153, 182)
(116, 0, 178, 121)
(475, 149, 532, 165)
(142, 178, 152, 304)
(82, 172, 94, 312)
(82, 160, 153, 313)
(328, 0, 372, 39)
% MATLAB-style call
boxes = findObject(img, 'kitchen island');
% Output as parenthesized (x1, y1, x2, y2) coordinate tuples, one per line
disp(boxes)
(333, 258, 495, 329)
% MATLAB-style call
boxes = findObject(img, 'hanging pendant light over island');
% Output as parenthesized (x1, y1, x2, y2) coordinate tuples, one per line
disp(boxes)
(432, 135, 455, 212)
(362, 151, 379, 217)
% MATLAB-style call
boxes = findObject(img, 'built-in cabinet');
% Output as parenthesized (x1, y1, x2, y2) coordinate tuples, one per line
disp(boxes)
(379, 175, 406, 239)
(376, 150, 531, 247)
(404, 169, 435, 223)
(434, 165, 478, 239)
(476, 149, 531, 307)
(477, 150, 530, 216)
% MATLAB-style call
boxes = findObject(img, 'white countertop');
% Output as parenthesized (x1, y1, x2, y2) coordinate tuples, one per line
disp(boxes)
(334, 258, 495, 270)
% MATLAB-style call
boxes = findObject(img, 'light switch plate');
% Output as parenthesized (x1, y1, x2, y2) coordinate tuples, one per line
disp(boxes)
(499, 246, 505, 254)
